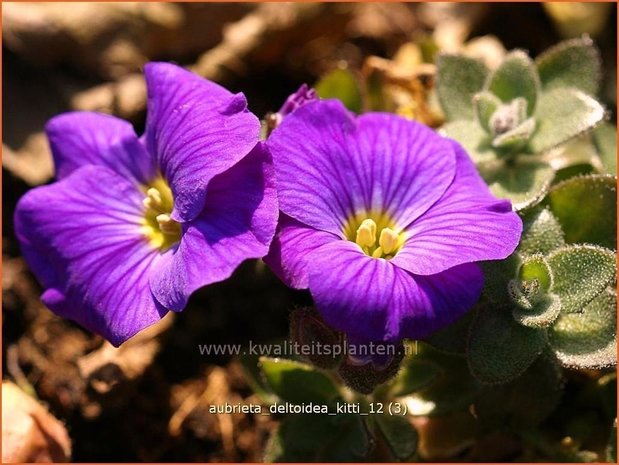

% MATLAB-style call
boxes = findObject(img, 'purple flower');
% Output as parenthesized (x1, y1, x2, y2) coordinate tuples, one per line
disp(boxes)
(265, 100, 522, 343)
(14, 63, 278, 346)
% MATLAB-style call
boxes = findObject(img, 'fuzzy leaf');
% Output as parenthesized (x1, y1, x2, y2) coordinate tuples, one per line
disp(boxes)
(474, 91, 502, 132)
(546, 174, 617, 249)
(492, 117, 536, 151)
(375, 414, 418, 461)
(593, 123, 617, 175)
(529, 88, 605, 154)
(315, 68, 363, 113)
(259, 357, 339, 405)
(436, 54, 488, 121)
(425, 311, 474, 355)
(487, 50, 540, 115)
(549, 288, 617, 369)
(474, 351, 563, 430)
(547, 245, 616, 314)
(468, 305, 547, 384)
(483, 160, 554, 210)
(264, 414, 370, 462)
(441, 120, 495, 164)
(482, 254, 520, 303)
(519, 206, 566, 255)
(519, 254, 553, 291)
(512, 292, 562, 329)
(536, 36, 601, 96)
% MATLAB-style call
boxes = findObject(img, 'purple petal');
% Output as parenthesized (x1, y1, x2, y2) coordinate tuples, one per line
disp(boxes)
(14, 165, 166, 346)
(264, 214, 339, 289)
(267, 100, 456, 235)
(308, 240, 483, 342)
(46, 111, 155, 184)
(150, 143, 278, 310)
(391, 141, 522, 275)
(144, 62, 260, 223)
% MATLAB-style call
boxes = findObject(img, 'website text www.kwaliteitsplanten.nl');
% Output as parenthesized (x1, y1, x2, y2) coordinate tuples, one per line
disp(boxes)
(197, 340, 416, 358)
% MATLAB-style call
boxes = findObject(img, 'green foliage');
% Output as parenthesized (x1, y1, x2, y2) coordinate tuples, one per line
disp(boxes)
(468, 305, 547, 384)
(390, 357, 441, 397)
(482, 160, 554, 210)
(548, 288, 617, 369)
(509, 255, 562, 328)
(315, 67, 363, 113)
(264, 414, 370, 462)
(536, 35, 601, 96)
(397, 343, 480, 415)
(424, 312, 473, 354)
(259, 357, 340, 405)
(546, 244, 616, 314)
(593, 123, 617, 175)
(436, 38, 608, 209)
(518, 206, 566, 255)
(436, 54, 488, 120)
(546, 174, 617, 249)
(374, 414, 418, 461)
(487, 51, 539, 114)
(474, 352, 563, 430)
(528, 88, 605, 154)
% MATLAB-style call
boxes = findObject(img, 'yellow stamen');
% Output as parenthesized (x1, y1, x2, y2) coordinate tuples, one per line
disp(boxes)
(355, 218, 377, 248)
(379, 228, 399, 255)
(141, 176, 180, 251)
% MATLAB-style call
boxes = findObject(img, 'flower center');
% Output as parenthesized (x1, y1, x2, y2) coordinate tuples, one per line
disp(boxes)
(343, 213, 404, 259)
(141, 177, 180, 251)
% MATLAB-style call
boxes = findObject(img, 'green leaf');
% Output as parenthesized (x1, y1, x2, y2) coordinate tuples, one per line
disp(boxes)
(492, 117, 536, 151)
(390, 358, 442, 397)
(607, 419, 617, 463)
(425, 311, 474, 354)
(487, 50, 540, 115)
(512, 291, 562, 329)
(546, 174, 617, 249)
(482, 253, 520, 302)
(482, 159, 554, 210)
(593, 123, 617, 175)
(315, 67, 363, 113)
(519, 206, 566, 255)
(508, 256, 561, 328)
(375, 414, 418, 461)
(440, 120, 495, 164)
(547, 244, 616, 313)
(474, 351, 563, 430)
(536, 36, 601, 96)
(259, 357, 340, 405)
(529, 87, 605, 154)
(549, 288, 617, 369)
(436, 54, 488, 121)
(473, 91, 502, 132)
(519, 254, 553, 291)
(264, 414, 370, 462)
(399, 344, 480, 416)
(467, 305, 547, 384)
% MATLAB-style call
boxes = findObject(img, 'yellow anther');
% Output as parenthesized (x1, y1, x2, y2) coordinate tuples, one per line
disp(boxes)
(156, 213, 179, 235)
(379, 228, 399, 255)
(355, 218, 377, 248)
(371, 247, 384, 259)
(143, 187, 163, 210)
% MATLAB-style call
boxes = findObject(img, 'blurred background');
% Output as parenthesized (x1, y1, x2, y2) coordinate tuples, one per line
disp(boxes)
(2, 3, 617, 462)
